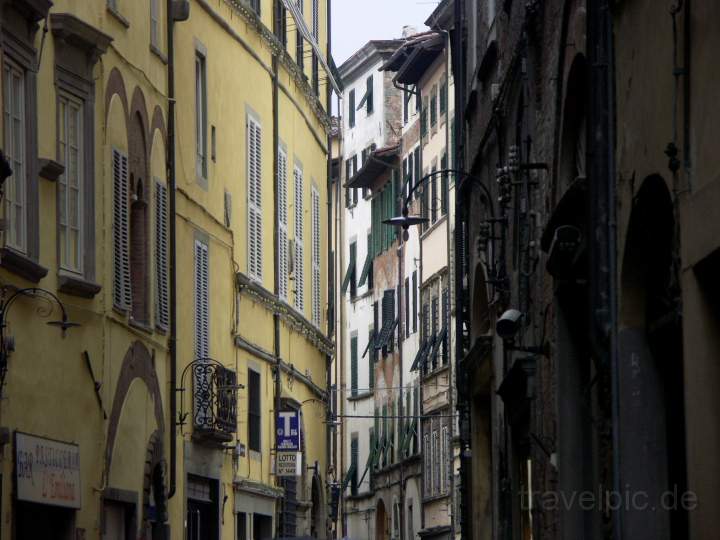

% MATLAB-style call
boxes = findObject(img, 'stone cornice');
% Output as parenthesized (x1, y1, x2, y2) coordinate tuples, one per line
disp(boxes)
(236, 272, 335, 357)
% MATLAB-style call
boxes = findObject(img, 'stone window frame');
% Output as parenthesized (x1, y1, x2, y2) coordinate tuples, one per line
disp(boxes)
(0, 0, 49, 283)
(51, 13, 111, 298)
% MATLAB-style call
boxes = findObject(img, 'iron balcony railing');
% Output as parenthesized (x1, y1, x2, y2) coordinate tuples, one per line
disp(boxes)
(192, 362, 238, 443)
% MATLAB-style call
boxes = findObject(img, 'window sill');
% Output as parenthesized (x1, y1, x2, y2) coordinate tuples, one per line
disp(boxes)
(347, 390, 373, 402)
(420, 214, 448, 241)
(422, 363, 450, 382)
(0, 248, 48, 283)
(150, 43, 168, 64)
(58, 272, 101, 298)
(128, 317, 153, 334)
(106, 5, 130, 28)
(423, 492, 452, 504)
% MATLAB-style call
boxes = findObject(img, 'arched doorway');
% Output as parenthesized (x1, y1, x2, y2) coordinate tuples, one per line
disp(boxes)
(375, 499, 388, 540)
(619, 175, 687, 540)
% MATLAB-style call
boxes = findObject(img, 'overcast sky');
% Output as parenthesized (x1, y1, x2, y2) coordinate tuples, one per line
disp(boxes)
(331, 0, 439, 66)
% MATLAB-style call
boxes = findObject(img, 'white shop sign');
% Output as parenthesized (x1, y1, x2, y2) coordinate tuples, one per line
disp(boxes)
(276, 451, 302, 477)
(15, 432, 81, 509)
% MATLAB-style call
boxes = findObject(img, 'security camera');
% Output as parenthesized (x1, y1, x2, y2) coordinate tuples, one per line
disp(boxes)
(496, 309, 523, 340)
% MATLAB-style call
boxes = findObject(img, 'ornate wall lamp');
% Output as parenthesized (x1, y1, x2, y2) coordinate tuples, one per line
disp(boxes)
(0, 286, 80, 388)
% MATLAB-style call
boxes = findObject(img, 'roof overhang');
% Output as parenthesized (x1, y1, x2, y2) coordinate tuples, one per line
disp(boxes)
(381, 33, 444, 86)
(345, 145, 400, 189)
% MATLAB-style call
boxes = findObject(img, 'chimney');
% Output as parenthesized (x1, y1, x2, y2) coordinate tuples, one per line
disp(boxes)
(402, 25, 418, 38)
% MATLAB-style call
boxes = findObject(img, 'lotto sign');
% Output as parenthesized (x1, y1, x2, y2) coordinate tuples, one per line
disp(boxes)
(276, 451, 302, 477)
(276, 410, 300, 451)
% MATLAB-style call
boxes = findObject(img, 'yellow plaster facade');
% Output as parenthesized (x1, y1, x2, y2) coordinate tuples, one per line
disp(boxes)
(0, 0, 333, 538)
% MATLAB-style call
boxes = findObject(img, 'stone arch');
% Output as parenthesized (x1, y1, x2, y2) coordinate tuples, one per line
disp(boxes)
(105, 340, 165, 477)
(105, 67, 129, 126)
(618, 174, 687, 539)
(150, 104, 168, 150)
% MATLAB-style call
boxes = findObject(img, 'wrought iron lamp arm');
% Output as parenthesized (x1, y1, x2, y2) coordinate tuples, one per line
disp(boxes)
(402, 168, 496, 220)
(0, 287, 71, 330)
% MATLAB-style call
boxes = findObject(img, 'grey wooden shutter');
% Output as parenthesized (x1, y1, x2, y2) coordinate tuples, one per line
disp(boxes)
(312, 0, 319, 40)
(113, 149, 131, 310)
(155, 180, 169, 330)
(194, 239, 209, 360)
(247, 117, 263, 281)
(278, 148, 289, 300)
(294, 166, 305, 311)
(311, 185, 321, 326)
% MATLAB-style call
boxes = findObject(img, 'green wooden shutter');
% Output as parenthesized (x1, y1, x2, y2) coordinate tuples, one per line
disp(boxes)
(350, 336, 358, 396)
(368, 326, 375, 389)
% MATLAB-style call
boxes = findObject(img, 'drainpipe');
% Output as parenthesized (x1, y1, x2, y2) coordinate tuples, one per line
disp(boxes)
(398, 242, 405, 540)
(326, 3, 334, 538)
(450, 0, 470, 539)
(272, 43, 283, 533)
(166, 0, 189, 502)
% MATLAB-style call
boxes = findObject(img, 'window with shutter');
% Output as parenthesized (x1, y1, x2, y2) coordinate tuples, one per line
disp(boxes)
(414, 148, 421, 198)
(432, 428, 440, 495)
(58, 94, 84, 274)
(441, 425, 449, 493)
(350, 335, 358, 397)
(430, 86, 438, 128)
(431, 164, 438, 223)
(311, 186, 321, 326)
(412, 271, 418, 333)
(311, 0, 319, 40)
(248, 369, 261, 451)
(4, 60, 27, 254)
(442, 288, 449, 365)
(431, 296, 439, 370)
(278, 148, 289, 300)
(348, 89, 355, 128)
(155, 180, 169, 330)
(150, 0, 160, 48)
(368, 326, 375, 389)
(247, 116, 263, 281)
(350, 434, 359, 496)
(194, 238, 209, 360)
(195, 52, 207, 180)
(405, 278, 410, 338)
(441, 153, 448, 216)
(424, 433, 431, 494)
(376, 289, 396, 354)
(294, 166, 305, 311)
(112, 149, 131, 310)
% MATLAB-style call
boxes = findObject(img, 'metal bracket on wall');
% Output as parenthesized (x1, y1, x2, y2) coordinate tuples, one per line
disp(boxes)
(83, 351, 107, 419)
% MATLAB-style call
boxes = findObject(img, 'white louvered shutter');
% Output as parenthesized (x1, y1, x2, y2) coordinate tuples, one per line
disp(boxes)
(312, 0, 319, 41)
(194, 239, 209, 360)
(311, 186, 321, 326)
(155, 180, 170, 330)
(278, 148, 289, 300)
(112, 149, 131, 310)
(294, 166, 305, 311)
(247, 117, 263, 281)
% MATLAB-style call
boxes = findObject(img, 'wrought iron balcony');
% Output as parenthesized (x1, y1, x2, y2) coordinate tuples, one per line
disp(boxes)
(189, 361, 238, 445)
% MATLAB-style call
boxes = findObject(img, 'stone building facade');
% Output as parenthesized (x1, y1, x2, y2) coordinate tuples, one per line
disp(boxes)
(445, 0, 719, 540)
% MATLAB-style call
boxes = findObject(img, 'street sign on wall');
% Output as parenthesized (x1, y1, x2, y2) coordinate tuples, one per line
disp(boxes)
(276, 410, 300, 451)
(276, 451, 303, 476)
(15, 432, 81, 509)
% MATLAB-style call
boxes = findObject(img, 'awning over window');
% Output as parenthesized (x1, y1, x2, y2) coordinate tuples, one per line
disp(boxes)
(340, 248, 356, 294)
(429, 326, 447, 367)
(345, 144, 400, 189)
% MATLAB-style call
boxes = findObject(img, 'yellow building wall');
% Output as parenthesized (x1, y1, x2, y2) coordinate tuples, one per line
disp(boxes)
(0, 0, 171, 538)
(172, 0, 332, 537)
